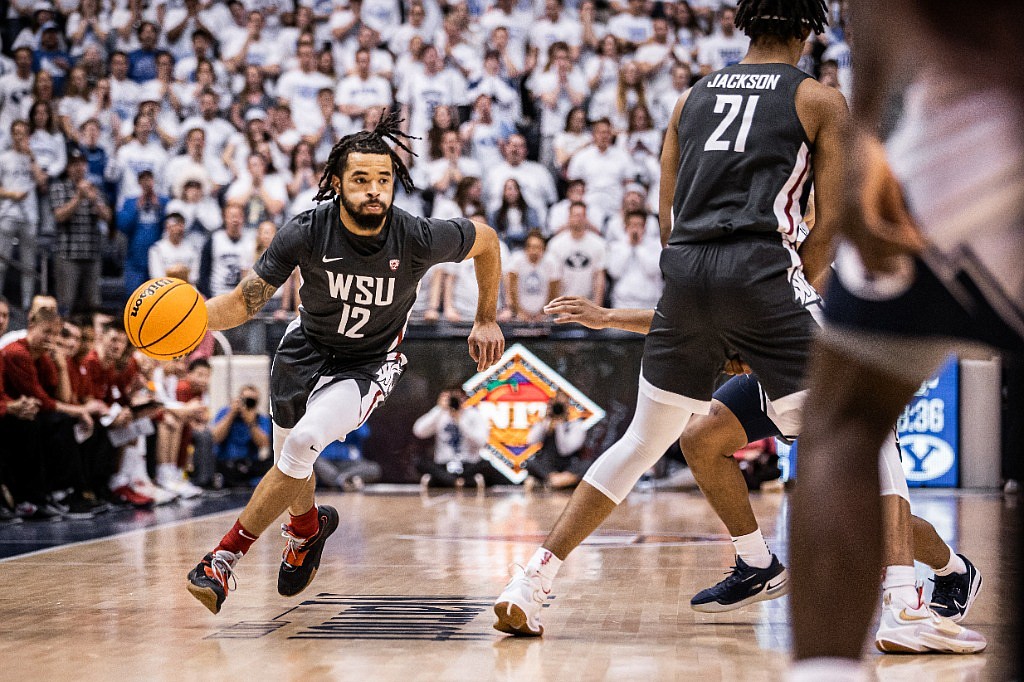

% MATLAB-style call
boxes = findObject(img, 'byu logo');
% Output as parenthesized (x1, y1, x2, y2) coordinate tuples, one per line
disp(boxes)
(900, 434, 955, 482)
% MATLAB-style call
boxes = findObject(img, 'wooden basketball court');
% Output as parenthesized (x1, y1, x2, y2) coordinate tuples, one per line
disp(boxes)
(0, 488, 1017, 681)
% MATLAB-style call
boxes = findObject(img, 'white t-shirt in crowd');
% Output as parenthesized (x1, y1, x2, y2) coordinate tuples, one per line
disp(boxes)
(204, 229, 256, 297)
(507, 250, 558, 316)
(0, 72, 32, 135)
(276, 68, 335, 135)
(697, 32, 750, 71)
(149, 237, 201, 283)
(0, 149, 39, 225)
(397, 68, 468, 137)
(485, 160, 558, 223)
(335, 73, 393, 114)
(531, 69, 589, 137)
(566, 144, 637, 219)
(115, 140, 170, 199)
(546, 230, 607, 300)
(606, 238, 663, 309)
(528, 18, 582, 70)
(442, 240, 510, 320)
(606, 12, 653, 45)
(224, 173, 289, 208)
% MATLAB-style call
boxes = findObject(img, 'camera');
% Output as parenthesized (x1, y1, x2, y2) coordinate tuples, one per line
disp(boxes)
(550, 402, 567, 418)
(243, 397, 258, 410)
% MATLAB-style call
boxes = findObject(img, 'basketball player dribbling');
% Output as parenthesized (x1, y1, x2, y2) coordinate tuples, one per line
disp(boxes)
(494, 0, 982, 651)
(788, 0, 1024, 678)
(185, 113, 504, 614)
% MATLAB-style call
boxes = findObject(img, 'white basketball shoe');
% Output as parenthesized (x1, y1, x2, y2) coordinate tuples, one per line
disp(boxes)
(493, 565, 549, 637)
(875, 594, 987, 654)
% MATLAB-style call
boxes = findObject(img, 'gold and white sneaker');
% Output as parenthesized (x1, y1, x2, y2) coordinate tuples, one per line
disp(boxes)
(875, 595, 987, 654)
(493, 565, 548, 637)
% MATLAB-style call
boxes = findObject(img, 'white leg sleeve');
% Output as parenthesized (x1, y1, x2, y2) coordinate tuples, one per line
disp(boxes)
(879, 429, 910, 501)
(272, 423, 291, 466)
(583, 378, 703, 504)
(765, 389, 807, 438)
(276, 379, 367, 480)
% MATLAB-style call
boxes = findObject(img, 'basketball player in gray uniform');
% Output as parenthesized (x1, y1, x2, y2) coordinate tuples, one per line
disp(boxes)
(494, 1, 982, 650)
(789, 0, 1024, 677)
(493, 0, 847, 637)
(186, 113, 504, 614)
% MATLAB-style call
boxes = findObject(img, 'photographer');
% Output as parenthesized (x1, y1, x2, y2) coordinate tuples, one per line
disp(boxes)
(525, 392, 589, 489)
(208, 384, 272, 488)
(413, 388, 496, 489)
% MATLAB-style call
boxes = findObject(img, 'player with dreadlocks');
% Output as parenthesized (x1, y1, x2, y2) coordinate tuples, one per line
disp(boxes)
(186, 110, 504, 614)
(492, 0, 984, 652)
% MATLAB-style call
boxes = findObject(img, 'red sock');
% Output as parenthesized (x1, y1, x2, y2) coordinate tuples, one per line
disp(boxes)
(215, 519, 259, 556)
(289, 505, 320, 539)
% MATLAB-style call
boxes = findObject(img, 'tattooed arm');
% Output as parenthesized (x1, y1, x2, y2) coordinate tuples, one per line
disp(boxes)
(205, 271, 279, 331)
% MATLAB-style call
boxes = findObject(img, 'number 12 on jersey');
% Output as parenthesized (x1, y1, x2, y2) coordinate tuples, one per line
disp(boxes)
(337, 303, 370, 338)
(704, 94, 760, 153)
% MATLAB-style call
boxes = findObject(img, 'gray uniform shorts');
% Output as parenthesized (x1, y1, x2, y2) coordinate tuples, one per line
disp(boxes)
(642, 238, 818, 402)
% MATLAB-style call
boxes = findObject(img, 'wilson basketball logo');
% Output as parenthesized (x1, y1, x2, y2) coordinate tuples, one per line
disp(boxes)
(129, 277, 174, 317)
(462, 344, 605, 483)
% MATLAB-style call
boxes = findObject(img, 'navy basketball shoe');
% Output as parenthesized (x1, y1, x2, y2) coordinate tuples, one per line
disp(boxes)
(690, 555, 789, 613)
(930, 554, 983, 622)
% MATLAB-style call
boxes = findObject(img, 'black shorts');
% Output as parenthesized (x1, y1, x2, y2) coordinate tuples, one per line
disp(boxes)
(270, 321, 407, 429)
(642, 238, 819, 402)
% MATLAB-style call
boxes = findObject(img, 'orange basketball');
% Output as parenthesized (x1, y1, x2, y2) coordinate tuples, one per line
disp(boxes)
(123, 278, 208, 360)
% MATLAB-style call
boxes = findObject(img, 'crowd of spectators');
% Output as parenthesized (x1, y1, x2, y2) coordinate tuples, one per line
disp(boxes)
(0, 0, 851, 339)
(0, 0, 847, 521)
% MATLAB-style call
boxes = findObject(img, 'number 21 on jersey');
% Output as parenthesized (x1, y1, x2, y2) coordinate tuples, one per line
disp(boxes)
(704, 94, 760, 153)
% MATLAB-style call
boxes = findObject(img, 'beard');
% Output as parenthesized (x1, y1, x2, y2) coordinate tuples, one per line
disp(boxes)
(340, 192, 390, 230)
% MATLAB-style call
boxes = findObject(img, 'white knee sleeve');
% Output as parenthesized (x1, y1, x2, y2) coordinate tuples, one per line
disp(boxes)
(276, 379, 364, 479)
(583, 380, 702, 503)
(272, 424, 291, 466)
(879, 428, 910, 501)
(765, 390, 806, 439)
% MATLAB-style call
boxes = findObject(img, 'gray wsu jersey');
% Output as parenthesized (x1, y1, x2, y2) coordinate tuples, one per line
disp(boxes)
(669, 63, 813, 245)
(255, 201, 475, 366)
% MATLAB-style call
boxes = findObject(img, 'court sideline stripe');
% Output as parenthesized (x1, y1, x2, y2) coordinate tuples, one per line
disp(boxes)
(0, 506, 243, 564)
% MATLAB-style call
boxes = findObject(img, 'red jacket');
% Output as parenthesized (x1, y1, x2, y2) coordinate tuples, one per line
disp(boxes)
(81, 350, 139, 405)
(0, 356, 10, 418)
(0, 339, 59, 411)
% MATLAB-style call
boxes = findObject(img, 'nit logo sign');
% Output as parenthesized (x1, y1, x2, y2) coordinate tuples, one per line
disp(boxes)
(462, 344, 605, 483)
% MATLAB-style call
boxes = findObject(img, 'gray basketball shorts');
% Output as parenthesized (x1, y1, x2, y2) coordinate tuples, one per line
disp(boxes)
(270, 323, 407, 429)
(641, 238, 818, 402)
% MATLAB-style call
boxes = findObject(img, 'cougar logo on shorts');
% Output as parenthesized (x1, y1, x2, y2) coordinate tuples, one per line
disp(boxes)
(462, 344, 605, 483)
(374, 353, 407, 395)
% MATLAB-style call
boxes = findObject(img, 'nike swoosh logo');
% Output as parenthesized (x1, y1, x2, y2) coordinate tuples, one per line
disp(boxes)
(323, 256, 344, 263)
(952, 598, 967, 611)
(767, 578, 786, 590)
